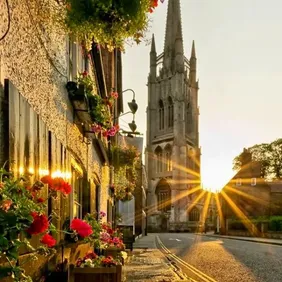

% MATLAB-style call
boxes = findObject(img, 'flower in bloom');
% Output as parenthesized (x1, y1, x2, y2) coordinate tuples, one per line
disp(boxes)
(100, 231, 111, 242)
(41, 175, 53, 187)
(85, 251, 97, 260)
(107, 126, 118, 137)
(92, 124, 102, 133)
(99, 211, 106, 218)
(82, 71, 88, 77)
(60, 181, 72, 195)
(37, 198, 45, 203)
(40, 233, 56, 247)
(111, 92, 119, 99)
(1, 199, 12, 212)
(27, 212, 49, 235)
(43, 176, 71, 195)
(112, 237, 120, 244)
(70, 219, 93, 238)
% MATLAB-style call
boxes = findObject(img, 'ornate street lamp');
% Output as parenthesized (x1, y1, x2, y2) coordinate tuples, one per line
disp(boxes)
(120, 88, 139, 133)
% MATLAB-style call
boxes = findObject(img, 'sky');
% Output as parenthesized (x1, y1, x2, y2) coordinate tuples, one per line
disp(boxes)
(121, 0, 282, 192)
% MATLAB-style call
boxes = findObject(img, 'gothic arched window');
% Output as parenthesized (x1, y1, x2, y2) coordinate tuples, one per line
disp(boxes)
(189, 207, 200, 221)
(159, 100, 164, 130)
(168, 96, 174, 128)
(164, 145, 172, 171)
(156, 179, 171, 212)
(155, 146, 163, 173)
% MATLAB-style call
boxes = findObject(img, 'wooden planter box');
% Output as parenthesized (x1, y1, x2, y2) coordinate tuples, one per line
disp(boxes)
(66, 82, 92, 125)
(69, 265, 122, 282)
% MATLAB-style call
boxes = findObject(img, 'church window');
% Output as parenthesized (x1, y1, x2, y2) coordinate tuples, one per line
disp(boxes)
(164, 145, 172, 171)
(168, 96, 174, 128)
(159, 100, 164, 130)
(189, 207, 200, 221)
(156, 179, 171, 212)
(155, 146, 163, 173)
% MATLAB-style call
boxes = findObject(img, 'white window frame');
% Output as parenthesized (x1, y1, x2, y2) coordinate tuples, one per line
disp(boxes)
(70, 158, 84, 220)
(251, 178, 256, 186)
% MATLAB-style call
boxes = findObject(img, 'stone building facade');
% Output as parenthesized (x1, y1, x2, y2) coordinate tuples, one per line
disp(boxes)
(221, 161, 282, 222)
(146, 0, 203, 232)
(0, 0, 122, 279)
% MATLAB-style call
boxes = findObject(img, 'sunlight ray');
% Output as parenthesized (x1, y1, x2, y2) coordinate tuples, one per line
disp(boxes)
(215, 193, 224, 231)
(200, 192, 212, 224)
(147, 151, 200, 178)
(220, 190, 259, 236)
(187, 190, 206, 213)
(225, 185, 269, 206)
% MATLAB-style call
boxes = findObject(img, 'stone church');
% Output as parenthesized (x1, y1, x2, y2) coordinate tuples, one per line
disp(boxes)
(145, 0, 204, 232)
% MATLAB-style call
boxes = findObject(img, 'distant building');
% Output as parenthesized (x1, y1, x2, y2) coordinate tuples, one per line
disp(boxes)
(221, 160, 282, 231)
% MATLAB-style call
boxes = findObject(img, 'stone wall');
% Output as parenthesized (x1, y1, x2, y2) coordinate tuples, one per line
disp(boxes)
(0, 0, 111, 278)
(0, 0, 109, 210)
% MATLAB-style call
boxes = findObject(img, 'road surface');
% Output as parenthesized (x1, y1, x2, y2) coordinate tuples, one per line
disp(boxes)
(157, 233, 282, 282)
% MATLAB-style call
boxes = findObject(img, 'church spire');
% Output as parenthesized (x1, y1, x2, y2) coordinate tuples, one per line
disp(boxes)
(189, 40, 197, 86)
(151, 33, 156, 53)
(191, 40, 196, 58)
(163, 0, 184, 73)
(150, 34, 157, 80)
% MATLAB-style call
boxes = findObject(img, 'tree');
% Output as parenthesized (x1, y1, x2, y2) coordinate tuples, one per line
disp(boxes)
(233, 139, 282, 179)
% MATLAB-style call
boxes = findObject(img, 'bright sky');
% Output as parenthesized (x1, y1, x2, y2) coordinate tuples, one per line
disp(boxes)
(121, 0, 282, 192)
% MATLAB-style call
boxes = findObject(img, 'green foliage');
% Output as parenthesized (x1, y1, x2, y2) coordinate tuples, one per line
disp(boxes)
(83, 213, 103, 248)
(111, 145, 141, 201)
(64, 0, 152, 50)
(233, 139, 282, 179)
(75, 72, 115, 131)
(229, 216, 282, 232)
(0, 167, 71, 281)
(111, 145, 140, 168)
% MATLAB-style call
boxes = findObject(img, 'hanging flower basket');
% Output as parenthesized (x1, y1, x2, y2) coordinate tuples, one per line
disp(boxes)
(63, 0, 162, 51)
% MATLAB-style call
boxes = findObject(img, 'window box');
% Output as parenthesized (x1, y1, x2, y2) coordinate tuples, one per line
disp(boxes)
(69, 265, 122, 282)
(66, 82, 92, 125)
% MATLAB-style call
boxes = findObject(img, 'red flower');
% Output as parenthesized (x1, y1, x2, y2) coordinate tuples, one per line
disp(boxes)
(107, 228, 114, 235)
(27, 212, 49, 235)
(111, 92, 119, 99)
(70, 219, 93, 238)
(45, 177, 71, 195)
(37, 198, 45, 203)
(60, 182, 72, 195)
(92, 124, 102, 133)
(85, 251, 97, 260)
(41, 175, 53, 187)
(82, 71, 88, 77)
(40, 233, 56, 247)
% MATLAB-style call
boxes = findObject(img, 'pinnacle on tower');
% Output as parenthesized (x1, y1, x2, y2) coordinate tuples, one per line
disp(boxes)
(191, 40, 196, 58)
(163, 0, 184, 73)
(150, 34, 157, 80)
(151, 34, 156, 54)
(189, 40, 197, 85)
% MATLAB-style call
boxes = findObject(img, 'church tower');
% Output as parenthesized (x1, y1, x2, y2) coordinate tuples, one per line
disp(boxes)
(146, 0, 201, 232)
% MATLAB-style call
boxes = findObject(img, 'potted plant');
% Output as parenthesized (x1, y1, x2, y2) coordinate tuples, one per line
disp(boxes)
(70, 252, 122, 282)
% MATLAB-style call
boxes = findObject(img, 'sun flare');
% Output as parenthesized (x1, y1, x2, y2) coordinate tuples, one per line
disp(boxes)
(202, 172, 228, 193)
